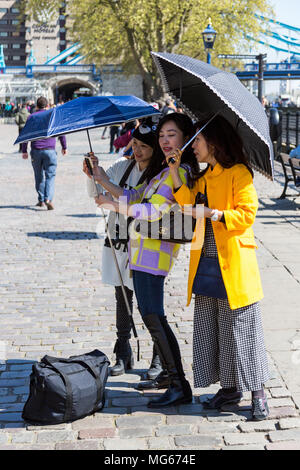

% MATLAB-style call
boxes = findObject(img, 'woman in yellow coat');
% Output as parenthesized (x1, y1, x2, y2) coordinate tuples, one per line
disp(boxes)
(167, 115, 270, 421)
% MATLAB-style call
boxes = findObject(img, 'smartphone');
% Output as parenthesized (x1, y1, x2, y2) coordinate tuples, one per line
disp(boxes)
(84, 156, 93, 176)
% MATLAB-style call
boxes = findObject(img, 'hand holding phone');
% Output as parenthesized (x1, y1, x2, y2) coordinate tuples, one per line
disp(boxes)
(84, 156, 94, 176)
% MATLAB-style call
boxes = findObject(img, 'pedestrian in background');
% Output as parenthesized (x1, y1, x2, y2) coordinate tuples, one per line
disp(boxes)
(113, 120, 139, 158)
(15, 104, 30, 153)
(109, 125, 120, 154)
(161, 99, 176, 116)
(168, 115, 270, 421)
(21, 96, 67, 210)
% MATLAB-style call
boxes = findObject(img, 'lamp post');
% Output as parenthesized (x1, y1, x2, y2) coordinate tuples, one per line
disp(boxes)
(202, 19, 217, 64)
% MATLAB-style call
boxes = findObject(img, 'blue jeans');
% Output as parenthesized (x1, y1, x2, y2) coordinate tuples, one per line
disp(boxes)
(132, 270, 165, 318)
(31, 148, 57, 202)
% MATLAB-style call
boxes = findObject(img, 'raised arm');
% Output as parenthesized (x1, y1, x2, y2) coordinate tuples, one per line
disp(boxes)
(83, 152, 124, 199)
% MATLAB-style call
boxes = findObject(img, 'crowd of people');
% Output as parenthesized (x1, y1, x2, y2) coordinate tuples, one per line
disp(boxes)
(0, 100, 35, 118)
(83, 108, 271, 420)
(18, 95, 271, 421)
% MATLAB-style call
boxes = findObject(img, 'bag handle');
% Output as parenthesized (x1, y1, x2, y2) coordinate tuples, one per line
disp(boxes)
(66, 358, 103, 410)
(42, 356, 74, 422)
(42, 356, 104, 416)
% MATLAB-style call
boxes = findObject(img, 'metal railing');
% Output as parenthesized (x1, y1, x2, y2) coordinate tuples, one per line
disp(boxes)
(267, 107, 300, 157)
(278, 109, 300, 153)
(0, 64, 101, 79)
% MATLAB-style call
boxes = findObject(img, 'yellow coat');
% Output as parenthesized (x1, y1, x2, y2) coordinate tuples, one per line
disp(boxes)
(174, 163, 264, 310)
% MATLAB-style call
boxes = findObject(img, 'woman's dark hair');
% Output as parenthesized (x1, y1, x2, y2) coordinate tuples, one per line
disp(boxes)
(194, 115, 253, 178)
(143, 112, 200, 186)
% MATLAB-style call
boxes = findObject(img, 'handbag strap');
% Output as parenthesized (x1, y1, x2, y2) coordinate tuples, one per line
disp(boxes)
(118, 160, 136, 187)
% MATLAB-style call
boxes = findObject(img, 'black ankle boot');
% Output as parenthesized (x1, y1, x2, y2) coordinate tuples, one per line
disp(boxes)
(142, 315, 192, 408)
(146, 344, 163, 380)
(110, 338, 134, 376)
(203, 388, 243, 409)
(137, 370, 170, 390)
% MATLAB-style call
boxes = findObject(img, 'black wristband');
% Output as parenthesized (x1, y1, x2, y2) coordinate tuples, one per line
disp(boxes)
(174, 185, 182, 193)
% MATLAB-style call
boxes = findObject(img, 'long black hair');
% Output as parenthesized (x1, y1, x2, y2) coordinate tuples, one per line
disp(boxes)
(194, 115, 253, 180)
(143, 112, 200, 186)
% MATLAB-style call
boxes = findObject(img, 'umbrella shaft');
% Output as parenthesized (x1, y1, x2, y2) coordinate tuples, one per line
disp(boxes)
(93, 175, 137, 337)
(87, 129, 93, 153)
(180, 108, 223, 153)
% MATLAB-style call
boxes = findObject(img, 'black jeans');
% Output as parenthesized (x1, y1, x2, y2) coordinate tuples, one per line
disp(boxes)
(132, 270, 165, 318)
(110, 127, 120, 152)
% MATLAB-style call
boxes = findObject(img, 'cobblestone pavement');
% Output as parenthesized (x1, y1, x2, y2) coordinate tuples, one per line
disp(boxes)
(0, 124, 300, 450)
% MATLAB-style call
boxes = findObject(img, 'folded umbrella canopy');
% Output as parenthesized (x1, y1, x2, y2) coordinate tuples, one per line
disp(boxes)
(151, 52, 274, 180)
(14, 95, 160, 145)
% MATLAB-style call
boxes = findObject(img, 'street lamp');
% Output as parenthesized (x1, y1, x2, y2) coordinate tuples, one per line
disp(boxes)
(202, 18, 217, 64)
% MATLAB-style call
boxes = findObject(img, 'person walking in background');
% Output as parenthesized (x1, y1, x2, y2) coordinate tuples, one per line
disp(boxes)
(109, 125, 121, 154)
(21, 96, 67, 210)
(168, 115, 270, 421)
(161, 99, 176, 116)
(90, 113, 200, 407)
(15, 104, 30, 152)
(83, 118, 163, 381)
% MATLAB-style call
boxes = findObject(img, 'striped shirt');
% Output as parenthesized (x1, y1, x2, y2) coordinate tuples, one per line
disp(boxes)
(123, 165, 189, 276)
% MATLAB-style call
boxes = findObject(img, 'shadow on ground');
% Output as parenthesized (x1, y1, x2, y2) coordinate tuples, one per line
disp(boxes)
(0, 205, 41, 211)
(27, 231, 100, 240)
(65, 213, 101, 218)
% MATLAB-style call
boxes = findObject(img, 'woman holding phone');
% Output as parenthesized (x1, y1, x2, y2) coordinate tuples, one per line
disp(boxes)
(84, 118, 163, 380)
(89, 113, 200, 407)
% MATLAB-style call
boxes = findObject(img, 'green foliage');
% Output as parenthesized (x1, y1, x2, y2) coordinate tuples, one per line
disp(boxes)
(22, 0, 274, 99)
(22, 0, 60, 23)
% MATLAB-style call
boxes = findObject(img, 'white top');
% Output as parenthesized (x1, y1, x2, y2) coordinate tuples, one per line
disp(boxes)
(87, 157, 145, 289)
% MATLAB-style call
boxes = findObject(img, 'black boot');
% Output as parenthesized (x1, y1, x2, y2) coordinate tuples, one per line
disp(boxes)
(142, 315, 192, 408)
(203, 388, 243, 409)
(111, 286, 134, 376)
(137, 345, 169, 390)
(110, 338, 134, 376)
(147, 344, 163, 380)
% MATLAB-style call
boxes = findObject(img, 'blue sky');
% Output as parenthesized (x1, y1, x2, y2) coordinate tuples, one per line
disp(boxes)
(246, 0, 300, 94)
(251, 0, 300, 62)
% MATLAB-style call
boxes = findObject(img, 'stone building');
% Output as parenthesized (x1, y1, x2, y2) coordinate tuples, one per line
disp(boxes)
(0, 1, 143, 103)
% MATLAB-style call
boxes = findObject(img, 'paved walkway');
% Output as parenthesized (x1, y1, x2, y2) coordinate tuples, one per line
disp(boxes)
(0, 123, 300, 450)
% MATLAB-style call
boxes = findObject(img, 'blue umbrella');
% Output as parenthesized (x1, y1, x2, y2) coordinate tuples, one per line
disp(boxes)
(14, 95, 160, 146)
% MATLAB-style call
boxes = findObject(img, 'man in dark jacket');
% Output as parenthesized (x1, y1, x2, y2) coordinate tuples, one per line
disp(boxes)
(15, 104, 30, 152)
(21, 96, 67, 210)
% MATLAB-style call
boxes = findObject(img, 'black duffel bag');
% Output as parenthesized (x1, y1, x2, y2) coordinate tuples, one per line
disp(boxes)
(22, 350, 110, 425)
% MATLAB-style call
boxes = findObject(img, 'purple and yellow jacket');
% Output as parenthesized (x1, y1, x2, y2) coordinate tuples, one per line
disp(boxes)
(123, 165, 189, 277)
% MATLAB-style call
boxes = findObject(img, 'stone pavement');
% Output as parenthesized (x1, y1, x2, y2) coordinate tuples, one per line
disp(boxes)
(0, 123, 300, 450)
